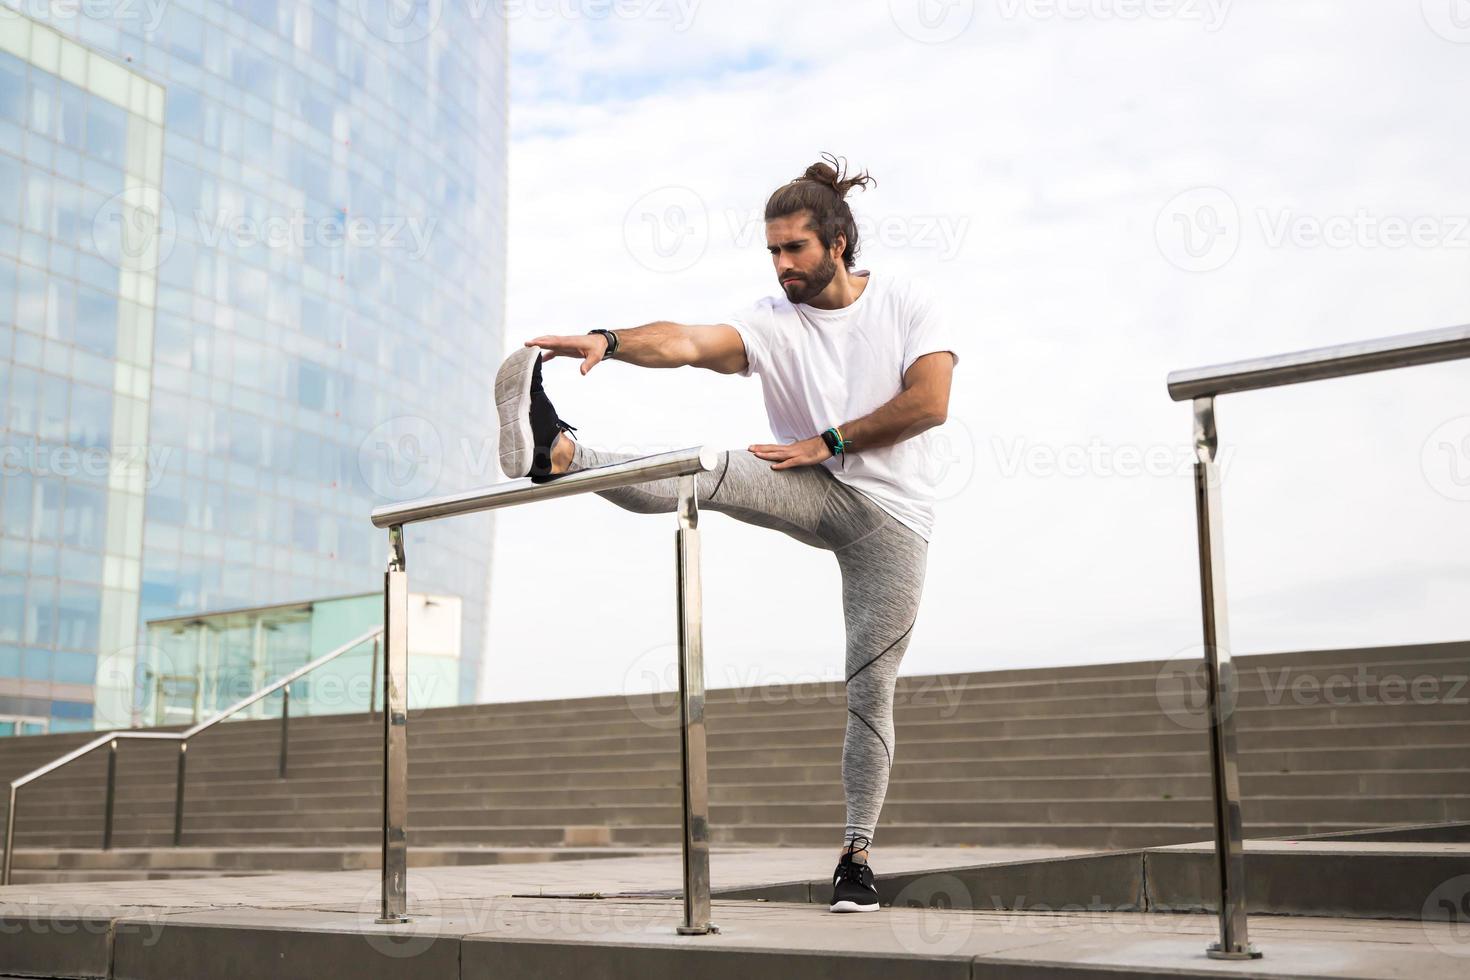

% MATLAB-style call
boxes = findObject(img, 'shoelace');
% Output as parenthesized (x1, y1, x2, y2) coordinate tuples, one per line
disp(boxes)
(835, 833, 874, 887)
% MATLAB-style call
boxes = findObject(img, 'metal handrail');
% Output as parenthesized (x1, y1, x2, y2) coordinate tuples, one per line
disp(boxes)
(368, 445, 722, 933)
(1, 627, 383, 885)
(371, 445, 722, 526)
(1165, 323, 1470, 961)
(1167, 323, 1470, 400)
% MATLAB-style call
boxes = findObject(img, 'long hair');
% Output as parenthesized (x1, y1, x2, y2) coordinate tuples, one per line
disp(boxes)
(763, 152, 876, 269)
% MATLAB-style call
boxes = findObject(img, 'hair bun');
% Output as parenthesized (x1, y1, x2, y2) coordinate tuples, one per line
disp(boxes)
(798, 151, 875, 199)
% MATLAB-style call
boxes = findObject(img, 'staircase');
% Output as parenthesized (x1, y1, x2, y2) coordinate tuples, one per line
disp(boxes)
(1, 640, 1465, 883)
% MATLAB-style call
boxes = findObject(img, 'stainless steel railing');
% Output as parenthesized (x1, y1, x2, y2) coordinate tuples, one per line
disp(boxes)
(1, 627, 383, 886)
(1165, 322, 1470, 960)
(368, 445, 723, 933)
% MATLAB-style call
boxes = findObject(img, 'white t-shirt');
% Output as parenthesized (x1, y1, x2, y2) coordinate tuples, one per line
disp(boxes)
(722, 269, 959, 542)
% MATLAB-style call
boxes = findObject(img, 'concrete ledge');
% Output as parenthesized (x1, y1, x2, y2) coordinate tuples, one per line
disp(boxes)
(86, 899, 1468, 980)
(722, 841, 1470, 921)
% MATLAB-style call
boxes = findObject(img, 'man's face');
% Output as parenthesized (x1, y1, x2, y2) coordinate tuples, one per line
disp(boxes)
(766, 212, 840, 305)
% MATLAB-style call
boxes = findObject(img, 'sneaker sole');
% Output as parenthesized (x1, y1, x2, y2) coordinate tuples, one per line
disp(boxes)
(495, 346, 540, 479)
(828, 900, 879, 913)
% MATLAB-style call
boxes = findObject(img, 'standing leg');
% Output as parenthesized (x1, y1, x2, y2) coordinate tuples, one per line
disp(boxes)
(819, 485, 929, 854)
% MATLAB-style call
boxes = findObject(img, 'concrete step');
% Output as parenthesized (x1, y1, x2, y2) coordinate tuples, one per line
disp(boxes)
(16, 696, 1459, 768)
(38, 717, 1458, 776)
(2, 642, 1466, 857)
(14, 738, 1467, 800)
(18, 769, 1467, 818)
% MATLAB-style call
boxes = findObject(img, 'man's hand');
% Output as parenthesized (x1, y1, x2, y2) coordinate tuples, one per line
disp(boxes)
(748, 436, 833, 470)
(524, 334, 610, 375)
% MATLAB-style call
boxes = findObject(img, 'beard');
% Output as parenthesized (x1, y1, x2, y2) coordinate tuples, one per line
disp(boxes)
(780, 252, 838, 304)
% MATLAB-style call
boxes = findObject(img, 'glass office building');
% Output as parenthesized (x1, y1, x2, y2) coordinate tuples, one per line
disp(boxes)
(0, 2, 507, 733)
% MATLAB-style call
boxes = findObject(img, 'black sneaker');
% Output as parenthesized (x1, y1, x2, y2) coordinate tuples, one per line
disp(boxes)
(829, 839, 879, 913)
(496, 346, 579, 483)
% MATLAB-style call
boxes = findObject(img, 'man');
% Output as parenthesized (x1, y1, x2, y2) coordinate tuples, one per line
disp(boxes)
(495, 154, 959, 913)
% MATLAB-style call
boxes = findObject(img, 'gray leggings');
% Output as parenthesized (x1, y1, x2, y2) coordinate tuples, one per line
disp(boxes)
(567, 442, 929, 847)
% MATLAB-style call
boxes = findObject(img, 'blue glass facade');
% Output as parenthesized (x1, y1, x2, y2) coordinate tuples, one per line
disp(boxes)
(0, 1, 507, 732)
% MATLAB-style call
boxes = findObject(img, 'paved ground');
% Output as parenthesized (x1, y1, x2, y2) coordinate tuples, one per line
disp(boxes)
(2, 846, 1466, 978)
(0, 845, 1071, 907)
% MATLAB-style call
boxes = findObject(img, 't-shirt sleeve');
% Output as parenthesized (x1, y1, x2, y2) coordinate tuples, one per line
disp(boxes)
(901, 284, 960, 377)
(720, 299, 770, 378)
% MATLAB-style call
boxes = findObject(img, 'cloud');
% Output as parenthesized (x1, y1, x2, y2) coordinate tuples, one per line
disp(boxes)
(488, 0, 1470, 703)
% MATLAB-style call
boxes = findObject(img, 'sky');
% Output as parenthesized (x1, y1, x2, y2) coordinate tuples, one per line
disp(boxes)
(483, 0, 1470, 704)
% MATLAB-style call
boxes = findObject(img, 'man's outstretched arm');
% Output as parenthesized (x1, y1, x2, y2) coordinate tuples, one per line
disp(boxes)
(524, 322, 748, 375)
(750, 351, 955, 469)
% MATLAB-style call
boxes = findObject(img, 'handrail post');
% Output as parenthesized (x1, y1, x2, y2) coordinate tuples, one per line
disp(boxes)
(279, 684, 290, 779)
(1191, 397, 1260, 960)
(673, 475, 716, 935)
(103, 738, 118, 850)
(377, 524, 410, 923)
(172, 741, 187, 846)
(3, 785, 16, 885)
